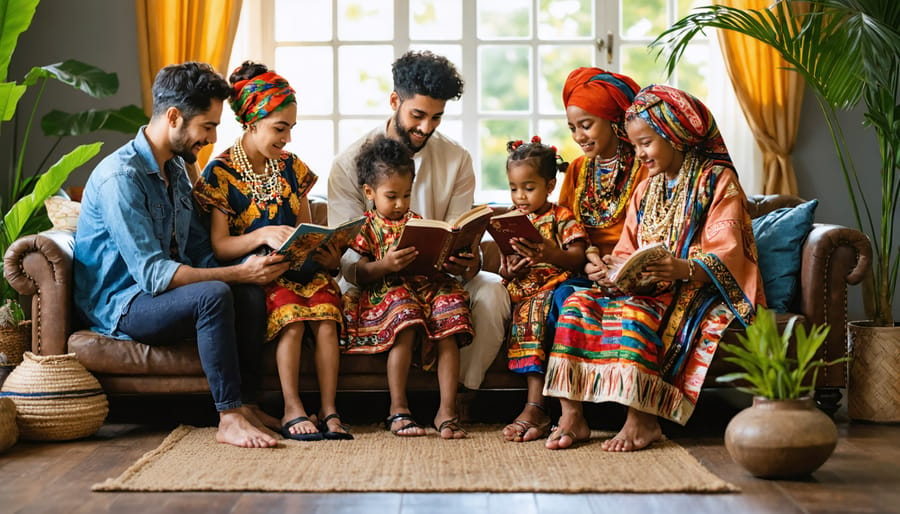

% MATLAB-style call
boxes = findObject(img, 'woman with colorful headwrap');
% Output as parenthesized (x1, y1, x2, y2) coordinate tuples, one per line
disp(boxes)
(194, 61, 352, 441)
(543, 84, 765, 452)
(504, 68, 649, 442)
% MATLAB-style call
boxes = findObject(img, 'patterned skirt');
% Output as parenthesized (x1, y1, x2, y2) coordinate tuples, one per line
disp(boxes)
(543, 288, 732, 425)
(264, 272, 342, 342)
(342, 274, 473, 371)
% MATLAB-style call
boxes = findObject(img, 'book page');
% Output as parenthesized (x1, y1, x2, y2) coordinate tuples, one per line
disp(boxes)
(608, 243, 670, 294)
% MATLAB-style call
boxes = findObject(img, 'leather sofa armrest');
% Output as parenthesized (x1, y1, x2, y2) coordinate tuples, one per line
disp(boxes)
(797, 223, 871, 385)
(3, 231, 75, 356)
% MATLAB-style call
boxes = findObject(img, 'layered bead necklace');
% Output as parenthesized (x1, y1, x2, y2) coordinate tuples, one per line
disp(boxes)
(232, 135, 283, 210)
(638, 153, 696, 247)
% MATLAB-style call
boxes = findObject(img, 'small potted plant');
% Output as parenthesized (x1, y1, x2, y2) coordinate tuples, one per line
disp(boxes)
(716, 307, 849, 479)
(0, 299, 29, 387)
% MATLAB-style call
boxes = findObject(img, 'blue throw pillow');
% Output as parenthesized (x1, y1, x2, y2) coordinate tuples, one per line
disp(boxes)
(751, 199, 818, 313)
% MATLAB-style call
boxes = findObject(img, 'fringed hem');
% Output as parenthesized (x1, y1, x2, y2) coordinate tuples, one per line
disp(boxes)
(542, 359, 696, 425)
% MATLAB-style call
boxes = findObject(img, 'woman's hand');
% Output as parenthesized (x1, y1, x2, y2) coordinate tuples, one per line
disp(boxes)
(312, 241, 341, 272)
(643, 255, 692, 282)
(257, 225, 296, 250)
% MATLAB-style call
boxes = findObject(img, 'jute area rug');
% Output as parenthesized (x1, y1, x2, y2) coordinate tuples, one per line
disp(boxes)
(93, 424, 738, 493)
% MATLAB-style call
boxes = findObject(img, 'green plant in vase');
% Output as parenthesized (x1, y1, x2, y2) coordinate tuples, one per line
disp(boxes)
(1, 0, 148, 307)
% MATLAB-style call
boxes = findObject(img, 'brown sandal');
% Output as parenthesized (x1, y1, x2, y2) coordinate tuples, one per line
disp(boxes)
(436, 417, 467, 439)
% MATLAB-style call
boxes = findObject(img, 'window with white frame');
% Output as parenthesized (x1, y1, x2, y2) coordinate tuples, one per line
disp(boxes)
(215, 0, 761, 203)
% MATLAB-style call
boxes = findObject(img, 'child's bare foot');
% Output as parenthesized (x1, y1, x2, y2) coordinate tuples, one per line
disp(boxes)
(216, 410, 277, 448)
(385, 412, 426, 436)
(502, 402, 550, 442)
(545, 412, 590, 450)
(601, 408, 662, 452)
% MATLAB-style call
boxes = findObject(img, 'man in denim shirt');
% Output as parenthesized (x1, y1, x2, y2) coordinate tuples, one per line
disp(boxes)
(74, 62, 290, 448)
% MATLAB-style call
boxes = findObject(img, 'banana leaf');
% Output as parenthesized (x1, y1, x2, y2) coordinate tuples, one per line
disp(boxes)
(0, 80, 24, 121)
(41, 104, 148, 136)
(23, 59, 118, 98)
(0, 0, 39, 81)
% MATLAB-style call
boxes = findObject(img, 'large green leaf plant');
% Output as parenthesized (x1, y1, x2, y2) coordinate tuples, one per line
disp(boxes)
(652, 0, 900, 326)
(0, 0, 148, 307)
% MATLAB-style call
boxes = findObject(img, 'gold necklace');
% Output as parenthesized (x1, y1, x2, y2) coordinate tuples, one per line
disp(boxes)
(638, 154, 694, 246)
(232, 136, 282, 210)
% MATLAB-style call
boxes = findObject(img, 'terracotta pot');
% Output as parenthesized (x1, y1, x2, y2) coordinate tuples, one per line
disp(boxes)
(724, 396, 837, 479)
(848, 321, 900, 422)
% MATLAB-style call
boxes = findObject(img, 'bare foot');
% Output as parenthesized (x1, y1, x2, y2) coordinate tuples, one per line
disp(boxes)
(216, 410, 278, 448)
(600, 408, 662, 452)
(545, 412, 591, 450)
(282, 409, 319, 436)
(244, 404, 281, 433)
(502, 403, 550, 442)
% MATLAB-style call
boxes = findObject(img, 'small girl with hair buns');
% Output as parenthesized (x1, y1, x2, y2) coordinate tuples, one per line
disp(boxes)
(194, 61, 351, 442)
(499, 136, 588, 443)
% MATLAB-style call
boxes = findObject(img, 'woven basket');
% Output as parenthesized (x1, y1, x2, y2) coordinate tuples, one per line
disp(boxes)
(0, 352, 108, 441)
(848, 322, 900, 422)
(0, 397, 17, 452)
(0, 321, 31, 367)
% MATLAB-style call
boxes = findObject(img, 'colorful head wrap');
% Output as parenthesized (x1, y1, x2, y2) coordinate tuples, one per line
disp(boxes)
(562, 67, 640, 123)
(230, 71, 296, 126)
(625, 84, 733, 169)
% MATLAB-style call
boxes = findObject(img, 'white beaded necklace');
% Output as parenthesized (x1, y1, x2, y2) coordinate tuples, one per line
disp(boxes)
(232, 136, 282, 209)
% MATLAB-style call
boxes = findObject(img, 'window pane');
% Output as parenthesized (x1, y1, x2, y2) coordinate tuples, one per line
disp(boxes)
(672, 43, 710, 99)
(677, 0, 709, 21)
(620, 43, 658, 91)
(538, 0, 594, 39)
(410, 0, 461, 40)
(293, 121, 334, 198)
(438, 120, 462, 144)
(537, 118, 575, 165)
(621, 0, 666, 39)
(337, 0, 393, 41)
(479, 46, 531, 112)
(478, 0, 531, 39)
(276, 0, 331, 42)
(338, 46, 393, 114)
(537, 45, 594, 114)
(480, 119, 530, 191)
(338, 119, 379, 151)
(275, 47, 333, 116)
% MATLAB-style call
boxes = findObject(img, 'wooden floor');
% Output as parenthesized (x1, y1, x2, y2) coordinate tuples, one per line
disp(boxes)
(1, 390, 898, 514)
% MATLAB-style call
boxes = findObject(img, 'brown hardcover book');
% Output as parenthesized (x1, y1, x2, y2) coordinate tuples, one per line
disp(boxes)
(394, 205, 493, 275)
(608, 242, 671, 294)
(486, 209, 543, 255)
(272, 216, 366, 277)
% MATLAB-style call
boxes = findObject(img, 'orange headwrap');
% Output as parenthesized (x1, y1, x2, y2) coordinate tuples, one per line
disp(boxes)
(562, 67, 640, 123)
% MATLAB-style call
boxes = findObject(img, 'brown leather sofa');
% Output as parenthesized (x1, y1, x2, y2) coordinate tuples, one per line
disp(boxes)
(3, 194, 871, 413)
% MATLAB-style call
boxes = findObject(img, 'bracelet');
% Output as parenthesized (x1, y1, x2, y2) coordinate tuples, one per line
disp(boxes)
(585, 245, 600, 257)
(682, 259, 694, 283)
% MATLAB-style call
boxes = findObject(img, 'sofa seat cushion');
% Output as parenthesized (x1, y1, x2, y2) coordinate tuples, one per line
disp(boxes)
(68, 331, 204, 376)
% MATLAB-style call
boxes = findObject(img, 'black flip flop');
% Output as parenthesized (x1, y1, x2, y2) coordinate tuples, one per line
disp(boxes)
(281, 416, 324, 441)
(319, 413, 354, 440)
(385, 412, 425, 436)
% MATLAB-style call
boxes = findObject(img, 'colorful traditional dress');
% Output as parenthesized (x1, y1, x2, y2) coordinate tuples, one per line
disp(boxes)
(543, 85, 766, 425)
(341, 209, 473, 371)
(194, 148, 342, 341)
(505, 203, 587, 374)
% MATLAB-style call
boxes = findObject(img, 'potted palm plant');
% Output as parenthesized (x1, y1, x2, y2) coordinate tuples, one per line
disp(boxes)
(716, 307, 848, 478)
(652, 0, 900, 421)
(1, 0, 148, 320)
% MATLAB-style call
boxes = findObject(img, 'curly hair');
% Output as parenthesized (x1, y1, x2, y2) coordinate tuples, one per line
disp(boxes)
(506, 138, 568, 182)
(392, 50, 464, 101)
(229, 60, 270, 85)
(151, 62, 230, 120)
(356, 135, 416, 188)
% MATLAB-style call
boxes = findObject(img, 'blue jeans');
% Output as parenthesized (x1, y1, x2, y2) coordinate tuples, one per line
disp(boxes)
(118, 281, 267, 412)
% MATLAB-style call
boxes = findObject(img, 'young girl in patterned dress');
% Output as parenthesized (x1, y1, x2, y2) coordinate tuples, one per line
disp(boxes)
(194, 62, 351, 441)
(341, 135, 472, 439)
(499, 136, 588, 443)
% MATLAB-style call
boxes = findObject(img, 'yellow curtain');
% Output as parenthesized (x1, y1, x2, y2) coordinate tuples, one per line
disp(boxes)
(135, 0, 243, 174)
(715, 0, 804, 195)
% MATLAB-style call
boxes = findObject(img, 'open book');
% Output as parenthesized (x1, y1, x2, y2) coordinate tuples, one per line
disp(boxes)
(394, 204, 493, 276)
(486, 209, 543, 256)
(272, 216, 366, 279)
(607, 242, 671, 294)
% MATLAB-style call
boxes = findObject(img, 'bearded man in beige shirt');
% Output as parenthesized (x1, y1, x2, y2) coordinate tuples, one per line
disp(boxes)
(328, 50, 510, 395)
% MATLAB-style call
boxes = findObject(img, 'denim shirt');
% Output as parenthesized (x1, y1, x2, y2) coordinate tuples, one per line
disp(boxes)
(73, 127, 218, 338)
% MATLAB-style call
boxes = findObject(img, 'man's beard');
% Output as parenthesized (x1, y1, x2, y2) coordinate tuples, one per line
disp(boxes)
(393, 110, 433, 153)
(171, 125, 200, 164)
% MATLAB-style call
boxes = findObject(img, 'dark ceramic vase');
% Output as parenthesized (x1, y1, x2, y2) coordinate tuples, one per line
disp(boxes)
(724, 396, 837, 479)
